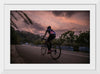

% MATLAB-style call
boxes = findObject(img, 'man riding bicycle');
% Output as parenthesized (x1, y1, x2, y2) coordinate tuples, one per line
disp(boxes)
(43, 26, 56, 54)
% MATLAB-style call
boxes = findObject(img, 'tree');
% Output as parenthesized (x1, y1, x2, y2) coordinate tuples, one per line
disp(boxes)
(59, 31, 90, 51)
(11, 27, 20, 44)
(60, 31, 79, 51)
(76, 31, 90, 47)
(60, 31, 76, 45)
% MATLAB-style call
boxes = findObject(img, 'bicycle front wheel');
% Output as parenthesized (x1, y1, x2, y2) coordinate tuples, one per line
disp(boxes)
(50, 45, 61, 60)
(41, 45, 47, 56)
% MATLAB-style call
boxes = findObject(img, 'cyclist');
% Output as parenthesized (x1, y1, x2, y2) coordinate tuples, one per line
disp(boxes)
(43, 26, 56, 54)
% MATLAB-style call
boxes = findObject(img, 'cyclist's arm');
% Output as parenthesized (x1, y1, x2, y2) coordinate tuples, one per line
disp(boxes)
(43, 30, 47, 38)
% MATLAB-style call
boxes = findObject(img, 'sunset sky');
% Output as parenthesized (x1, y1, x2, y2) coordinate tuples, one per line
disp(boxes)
(11, 11, 90, 38)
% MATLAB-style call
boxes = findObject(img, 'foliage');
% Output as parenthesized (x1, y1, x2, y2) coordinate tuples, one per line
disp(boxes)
(76, 31, 90, 47)
(11, 26, 20, 44)
(11, 27, 41, 45)
(59, 31, 77, 45)
(59, 31, 90, 51)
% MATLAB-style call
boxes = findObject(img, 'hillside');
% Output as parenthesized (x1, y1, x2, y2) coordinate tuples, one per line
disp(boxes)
(11, 27, 41, 45)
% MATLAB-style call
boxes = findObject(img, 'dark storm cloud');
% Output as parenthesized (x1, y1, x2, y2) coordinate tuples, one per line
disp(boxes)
(52, 11, 90, 18)
(31, 21, 45, 31)
(55, 29, 69, 33)
(11, 11, 45, 32)
(52, 11, 76, 17)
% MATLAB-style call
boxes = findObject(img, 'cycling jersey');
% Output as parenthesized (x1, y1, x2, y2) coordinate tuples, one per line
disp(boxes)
(46, 28, 56, 35)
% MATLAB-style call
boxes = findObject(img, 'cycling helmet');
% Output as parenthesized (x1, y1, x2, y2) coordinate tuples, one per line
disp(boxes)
(47, 26, 51, 29)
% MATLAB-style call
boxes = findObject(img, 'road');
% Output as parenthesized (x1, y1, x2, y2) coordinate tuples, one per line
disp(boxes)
(12, 45, 90, 64)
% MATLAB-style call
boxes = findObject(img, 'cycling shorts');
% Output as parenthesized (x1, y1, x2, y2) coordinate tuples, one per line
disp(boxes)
(47, 34, 56, 42)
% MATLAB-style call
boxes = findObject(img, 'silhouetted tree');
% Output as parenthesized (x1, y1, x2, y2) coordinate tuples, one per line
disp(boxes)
(76, 31, 90, 47)
(59, 31, 90, 51)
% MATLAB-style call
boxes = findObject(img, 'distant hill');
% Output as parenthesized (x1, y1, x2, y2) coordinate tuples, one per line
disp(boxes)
(11, 27, 41, 45)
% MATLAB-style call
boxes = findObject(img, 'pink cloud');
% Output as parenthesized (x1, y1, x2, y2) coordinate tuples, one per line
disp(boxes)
(11, 11, 90, 38)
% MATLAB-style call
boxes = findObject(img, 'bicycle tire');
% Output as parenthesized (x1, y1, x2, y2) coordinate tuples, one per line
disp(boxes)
(50, 45, 61, 60)
(41, 45, 47, 56)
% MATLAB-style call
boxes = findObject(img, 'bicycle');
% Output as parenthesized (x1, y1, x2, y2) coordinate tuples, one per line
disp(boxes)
(41, 38, 61, 60)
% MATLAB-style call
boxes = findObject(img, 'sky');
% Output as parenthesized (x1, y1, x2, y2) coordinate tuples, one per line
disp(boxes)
(11, 11, 90, 38)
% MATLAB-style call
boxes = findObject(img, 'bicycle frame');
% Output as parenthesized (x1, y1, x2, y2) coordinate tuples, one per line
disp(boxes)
(41, 38, 61, 60)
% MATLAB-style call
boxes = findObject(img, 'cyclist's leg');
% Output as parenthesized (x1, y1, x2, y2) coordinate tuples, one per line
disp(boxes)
(46, 36, 52, 54)
(49, 41, 52, 50)
(47, 35, 55, 51)
(46, 36, 50, 50)
(47, 42, 51, 51)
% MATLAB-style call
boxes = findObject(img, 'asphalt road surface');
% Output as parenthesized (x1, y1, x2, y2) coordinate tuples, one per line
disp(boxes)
(14, 45, 90, 64)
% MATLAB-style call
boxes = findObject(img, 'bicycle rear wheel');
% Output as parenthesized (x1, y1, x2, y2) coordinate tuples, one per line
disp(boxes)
(50, 45, 61, 60)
